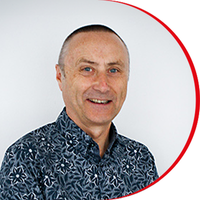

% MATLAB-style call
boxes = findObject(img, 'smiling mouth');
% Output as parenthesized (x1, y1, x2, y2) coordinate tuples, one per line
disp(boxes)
(88, 99, 112, 104)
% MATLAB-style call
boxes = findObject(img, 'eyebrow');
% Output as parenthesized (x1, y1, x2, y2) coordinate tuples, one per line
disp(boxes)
(76, 58, 98, 66)
(107, 60, 125, 67)
(76, 58, 125, 67)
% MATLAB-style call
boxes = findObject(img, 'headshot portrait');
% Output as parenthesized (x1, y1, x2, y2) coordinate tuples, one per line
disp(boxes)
(0, 0, 198, 199)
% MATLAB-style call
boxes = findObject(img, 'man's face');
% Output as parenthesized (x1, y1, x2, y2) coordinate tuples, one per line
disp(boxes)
(56, 31, 129, 129)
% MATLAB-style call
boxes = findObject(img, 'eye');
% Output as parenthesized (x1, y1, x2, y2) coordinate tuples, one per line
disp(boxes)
(109, 68, 118, 73)
(83, 67, 92, 72)
(79, 66, 94, 76)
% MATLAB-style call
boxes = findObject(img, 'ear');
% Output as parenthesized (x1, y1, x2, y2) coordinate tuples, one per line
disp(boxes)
(55, 64, 63, 91)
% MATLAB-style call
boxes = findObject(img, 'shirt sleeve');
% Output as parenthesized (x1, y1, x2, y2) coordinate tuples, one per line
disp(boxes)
(0, 143, 44, 200)
(141, 144, 159, 182)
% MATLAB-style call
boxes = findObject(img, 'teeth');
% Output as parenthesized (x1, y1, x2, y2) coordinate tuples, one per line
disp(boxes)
(89, 99, 109, 104)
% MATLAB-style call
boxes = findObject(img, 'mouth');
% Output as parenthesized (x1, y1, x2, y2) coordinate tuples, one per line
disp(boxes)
(88, 98, 112, 104)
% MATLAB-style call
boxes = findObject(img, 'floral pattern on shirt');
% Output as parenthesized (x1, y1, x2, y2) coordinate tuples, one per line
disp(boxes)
(0, 108, 159, 200)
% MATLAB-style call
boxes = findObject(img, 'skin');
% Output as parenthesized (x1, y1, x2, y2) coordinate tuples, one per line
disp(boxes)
(56, 31, 129, 157)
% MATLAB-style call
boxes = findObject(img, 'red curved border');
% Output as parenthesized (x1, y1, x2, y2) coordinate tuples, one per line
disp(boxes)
(103, 0, 200, 198)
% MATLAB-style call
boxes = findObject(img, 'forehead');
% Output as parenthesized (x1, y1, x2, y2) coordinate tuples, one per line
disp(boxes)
(64, 31, 129, 63)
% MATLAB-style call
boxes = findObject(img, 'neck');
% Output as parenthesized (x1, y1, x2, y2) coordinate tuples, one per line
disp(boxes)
(85, 124, 111, 158)
(65, 108, 111, 157)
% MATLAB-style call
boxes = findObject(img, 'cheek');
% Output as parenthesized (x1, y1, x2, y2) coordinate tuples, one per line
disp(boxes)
(115, 80, 128, 100)
(63, 76, 90, 103)
(61, 78, 76, 103)
(122, 83, 128, 98)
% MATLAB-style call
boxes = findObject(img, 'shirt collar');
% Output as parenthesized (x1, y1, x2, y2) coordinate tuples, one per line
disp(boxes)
(55, 107, 118, 157)
(107, 123, 118, 152)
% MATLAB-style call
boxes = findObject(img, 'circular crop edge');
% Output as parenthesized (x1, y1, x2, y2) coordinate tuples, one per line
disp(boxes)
(102, 0, 200, 198)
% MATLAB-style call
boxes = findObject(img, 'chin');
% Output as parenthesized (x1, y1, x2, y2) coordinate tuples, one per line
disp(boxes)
(86, 115, 112, 125)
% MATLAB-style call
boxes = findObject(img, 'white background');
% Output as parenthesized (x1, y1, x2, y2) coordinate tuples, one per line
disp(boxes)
(121, 0, 200, 199)
(0, 0, 199, 199)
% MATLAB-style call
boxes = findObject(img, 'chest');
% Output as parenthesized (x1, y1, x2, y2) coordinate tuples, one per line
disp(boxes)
(40, 152, 153, 200)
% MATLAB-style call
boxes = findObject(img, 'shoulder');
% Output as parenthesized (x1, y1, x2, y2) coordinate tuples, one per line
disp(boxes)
(1, 122, 56, 167)
(117, 134, 149, 150)
(115, 134, 155, 161)
(115, 134, 159, 181)
(0, 123, 56, 198)
(10, 122, 55, 147)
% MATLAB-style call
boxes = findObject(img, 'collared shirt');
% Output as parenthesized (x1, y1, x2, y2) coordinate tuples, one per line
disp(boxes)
(0, 108, 159, 200)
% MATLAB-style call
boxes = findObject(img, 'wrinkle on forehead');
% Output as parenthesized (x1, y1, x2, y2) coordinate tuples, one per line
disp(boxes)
(75, 57, 126, 69)
(63, 37, 128, 77)
(63, 31, 129, 67)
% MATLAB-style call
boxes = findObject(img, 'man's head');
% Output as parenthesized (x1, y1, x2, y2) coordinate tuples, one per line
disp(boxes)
(56, 24, 129, 131)
(58, 24, 130, 74)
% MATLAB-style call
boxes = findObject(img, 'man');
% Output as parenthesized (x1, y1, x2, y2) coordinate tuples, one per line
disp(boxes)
(0, 24, 158, 200)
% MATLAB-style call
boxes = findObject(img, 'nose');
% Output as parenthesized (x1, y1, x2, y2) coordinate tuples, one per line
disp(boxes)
(93, 72, 110, 93)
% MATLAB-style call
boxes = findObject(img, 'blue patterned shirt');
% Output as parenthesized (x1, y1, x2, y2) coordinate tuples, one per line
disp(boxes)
(0, 108, 158, 200)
